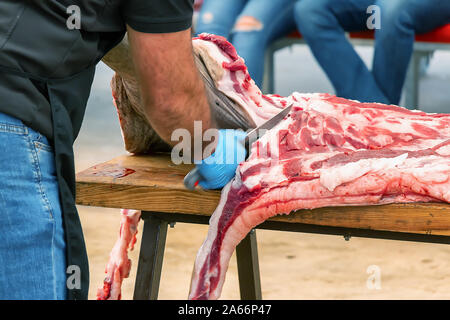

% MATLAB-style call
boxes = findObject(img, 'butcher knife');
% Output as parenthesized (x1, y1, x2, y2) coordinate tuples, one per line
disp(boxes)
(183, 103, 294, 190)
(195, 54, 255, 129)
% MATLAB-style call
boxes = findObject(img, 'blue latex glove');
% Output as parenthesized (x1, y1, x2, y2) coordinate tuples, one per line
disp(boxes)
(196, 129, 247, 189)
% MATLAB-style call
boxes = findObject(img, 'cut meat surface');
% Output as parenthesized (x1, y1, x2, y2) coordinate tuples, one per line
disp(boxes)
(188, 37, 450, 300)
(97, 209, 141, 300)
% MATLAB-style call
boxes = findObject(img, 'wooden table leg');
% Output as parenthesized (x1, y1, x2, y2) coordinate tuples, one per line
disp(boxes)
(133, 214, 168, 300)
(236, 229, 262, 300)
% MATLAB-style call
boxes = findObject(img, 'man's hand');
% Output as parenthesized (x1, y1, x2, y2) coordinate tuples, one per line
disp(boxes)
(127, 25, 216, 159)
(196, 129, 247, 189)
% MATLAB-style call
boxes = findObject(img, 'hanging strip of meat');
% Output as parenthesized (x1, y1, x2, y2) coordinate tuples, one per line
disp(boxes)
(97, 209, 141, 300)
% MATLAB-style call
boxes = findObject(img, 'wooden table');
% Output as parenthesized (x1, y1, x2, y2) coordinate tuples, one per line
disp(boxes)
(76, 154, 450, 300)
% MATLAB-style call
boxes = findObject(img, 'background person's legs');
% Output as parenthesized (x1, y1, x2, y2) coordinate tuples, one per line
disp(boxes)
(373, 0, 450, 105)
(195, 0, 247, 37)
(231, 0, 297, 87)
(294, 0, 389, 103)
(0, 112, 66, 300)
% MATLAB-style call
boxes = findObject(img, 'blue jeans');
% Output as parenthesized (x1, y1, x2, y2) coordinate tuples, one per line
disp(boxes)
(295, 0, 450, 105)
(196, 0, 297, 87)
(0, 112, 67, 300)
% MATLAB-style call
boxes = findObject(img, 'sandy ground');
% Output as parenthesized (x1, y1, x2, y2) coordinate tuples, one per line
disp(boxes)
(74, 46, 450, 300)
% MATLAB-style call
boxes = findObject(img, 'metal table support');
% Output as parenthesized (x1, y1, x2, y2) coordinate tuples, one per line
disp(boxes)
(133, 211, 262, 300)
(235, 229, 262, 300)
(133, 215, 168, 300)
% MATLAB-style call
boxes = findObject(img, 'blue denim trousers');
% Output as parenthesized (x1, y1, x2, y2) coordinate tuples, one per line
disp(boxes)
(0, 112, 67, 300)
(295, 0, 450, 105)
(196, 0, 297, 87)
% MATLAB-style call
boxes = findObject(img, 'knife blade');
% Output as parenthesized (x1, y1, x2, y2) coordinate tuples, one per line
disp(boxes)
(243, 102, 293, 157)
(183, 103, 294, 190)
(195, 54, 255, 129)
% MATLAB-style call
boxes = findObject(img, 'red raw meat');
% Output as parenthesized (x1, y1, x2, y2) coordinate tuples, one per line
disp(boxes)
(97, 209, 141, 300)
(188, 92, 450, 300)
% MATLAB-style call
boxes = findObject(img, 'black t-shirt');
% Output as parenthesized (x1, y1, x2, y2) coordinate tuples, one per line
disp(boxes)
(0, 0, 194, 139)
(124, 0, 194, 33)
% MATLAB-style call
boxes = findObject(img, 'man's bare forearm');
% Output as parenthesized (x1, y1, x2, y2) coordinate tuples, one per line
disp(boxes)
(127, 27, 216, 155)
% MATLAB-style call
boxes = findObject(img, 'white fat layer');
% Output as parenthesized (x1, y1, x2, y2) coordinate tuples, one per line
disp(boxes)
(243, 161, 286, 189)
(402, 156, 450, 183)
(308, 99, 336, 114)
(290, 92, 320, 102)
(193, 39, 230, 64)
(437, 144, 450, 156)
(320, 153, 409, 192)
(412, 168, 449, 183)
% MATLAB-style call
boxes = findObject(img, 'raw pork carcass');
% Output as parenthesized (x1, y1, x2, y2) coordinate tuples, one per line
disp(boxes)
(99, 34, 449, 301)
(188, 92, 450, 300)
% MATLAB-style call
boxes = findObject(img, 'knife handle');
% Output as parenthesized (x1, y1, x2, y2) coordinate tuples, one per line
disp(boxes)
(184, 167, 204, 190)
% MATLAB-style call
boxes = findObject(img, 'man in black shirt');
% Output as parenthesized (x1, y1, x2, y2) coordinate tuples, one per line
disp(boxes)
(0, 1, 242, 300)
